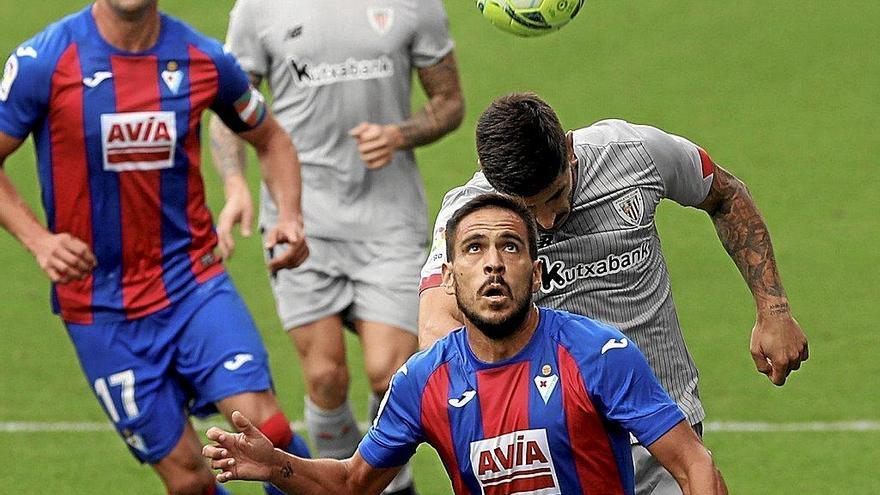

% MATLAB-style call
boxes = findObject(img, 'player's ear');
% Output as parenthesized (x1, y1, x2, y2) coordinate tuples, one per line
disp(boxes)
(441, 262, 456, 296)
(531, 258, 542, 293)
(566, 131, 576, 166)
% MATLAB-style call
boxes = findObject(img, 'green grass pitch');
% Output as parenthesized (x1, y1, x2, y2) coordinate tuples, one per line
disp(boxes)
(1, 1, 878, 493)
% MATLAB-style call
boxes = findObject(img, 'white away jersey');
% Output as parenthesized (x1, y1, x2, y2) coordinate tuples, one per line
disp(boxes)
(421, 119, 716, 425)
(226, 0, 453, 243)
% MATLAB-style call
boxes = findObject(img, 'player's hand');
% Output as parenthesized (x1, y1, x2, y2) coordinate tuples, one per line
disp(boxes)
(349, 122, 403, 170)
(750, 313, 808, 386)
(31, 232, 97, 284)
(265, 217, 309, 273)
(217, 175, 254, 261)
(204, 410, 275, 483)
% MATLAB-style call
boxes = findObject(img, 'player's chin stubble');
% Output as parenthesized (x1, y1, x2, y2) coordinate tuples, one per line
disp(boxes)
(455, 283, 533, 341)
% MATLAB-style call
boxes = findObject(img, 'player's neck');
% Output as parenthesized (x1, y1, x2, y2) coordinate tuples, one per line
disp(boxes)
(92, 2, 161, 52)
(466, 306, 540, 363)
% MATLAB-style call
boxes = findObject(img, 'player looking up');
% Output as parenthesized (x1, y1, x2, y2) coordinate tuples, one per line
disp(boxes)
(0, 1, 310, 494)
(209, 1, 464, 493)
(202, 194, 728, 495)
(419, 93, 809, 494)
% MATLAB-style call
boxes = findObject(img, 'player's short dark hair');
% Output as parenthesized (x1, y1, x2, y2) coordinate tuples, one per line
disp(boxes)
(445, 193, 538, 263)
(476, 93, 568, 197)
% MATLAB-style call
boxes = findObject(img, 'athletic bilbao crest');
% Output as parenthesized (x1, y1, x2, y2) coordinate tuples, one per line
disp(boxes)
(367, 7, 394, 35)
(470, 429, 560, 495)
(100, 112, 177, 172)
(612, 188, 644, 227)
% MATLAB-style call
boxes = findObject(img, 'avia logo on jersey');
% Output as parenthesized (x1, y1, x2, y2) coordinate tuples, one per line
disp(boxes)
(287, 56, 394, 88)
(470, 429, 560, 495)
(539, 241, 652, 293)
(100, 112, 177, 172)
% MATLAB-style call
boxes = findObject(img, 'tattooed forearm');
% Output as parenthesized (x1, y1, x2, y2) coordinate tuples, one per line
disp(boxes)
(280, 460, 293, 479)
(397, 52, 464, 149)
(699, 166, 788, 311)
(209, 115, 248, 178)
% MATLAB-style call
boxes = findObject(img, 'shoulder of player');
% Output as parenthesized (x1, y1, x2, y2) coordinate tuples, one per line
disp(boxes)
(397, 331, 463, 386)
(572, 118, 654, 148)
(8, 10, 83, 76)
(438, 171, 494, 213)
(542, 308, 628, 359)
(159, 13, 228, 60)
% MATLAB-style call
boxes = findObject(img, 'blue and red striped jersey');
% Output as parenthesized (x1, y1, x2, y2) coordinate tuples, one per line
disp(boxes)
(0, 6, 266, 323)
(359, 307, 685, 495)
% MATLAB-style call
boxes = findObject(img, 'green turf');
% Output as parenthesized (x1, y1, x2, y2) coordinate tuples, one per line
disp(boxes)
(1, 1, 878, 493)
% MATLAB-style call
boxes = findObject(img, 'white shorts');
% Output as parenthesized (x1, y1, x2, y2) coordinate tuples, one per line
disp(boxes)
(266, 235, 425, 334)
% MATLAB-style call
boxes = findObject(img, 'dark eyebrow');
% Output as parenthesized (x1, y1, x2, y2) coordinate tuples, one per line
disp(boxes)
(497, 232, 526, 244)
(458, 233, 487, 247)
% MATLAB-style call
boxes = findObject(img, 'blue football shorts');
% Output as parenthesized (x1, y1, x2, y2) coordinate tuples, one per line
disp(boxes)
(65, 273, 273, 464)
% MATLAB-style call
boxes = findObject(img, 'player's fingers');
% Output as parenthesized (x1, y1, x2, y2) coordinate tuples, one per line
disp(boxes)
(240, 205, 254, 238)
(211, 458, 236, 470)
(64, 237, 98, 268)
(206, 426, 230, 443)
(769, 364, 789, 386)
(348, 122, 369, 137)
(357, 137, 387, 154)
(231, 410, 257, 435)
(801, 342, 809, 362)
(55, 245, 92, 273)
(750, 350, 772, 376)
(203, 445, 228, 460)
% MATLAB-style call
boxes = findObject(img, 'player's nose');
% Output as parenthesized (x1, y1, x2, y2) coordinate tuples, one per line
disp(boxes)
(483, 247, 505, 274)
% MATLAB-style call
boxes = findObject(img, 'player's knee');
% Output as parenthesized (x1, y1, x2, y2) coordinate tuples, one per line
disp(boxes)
(305, 362, 349, 405)
(365, 363, 396, 395)
(162, 463, 215, 495)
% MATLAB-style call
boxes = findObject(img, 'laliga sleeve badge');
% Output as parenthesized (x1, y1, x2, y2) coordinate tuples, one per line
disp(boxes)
(534, 365, 558, 404)
(0, 54, 19, 102)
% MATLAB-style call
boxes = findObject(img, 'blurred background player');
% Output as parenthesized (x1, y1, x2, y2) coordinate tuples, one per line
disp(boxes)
(0, 1, 311, 494)
(201, 194, 728, 495)
(210, 1, 464, 493)
(419, 93, 808, 494)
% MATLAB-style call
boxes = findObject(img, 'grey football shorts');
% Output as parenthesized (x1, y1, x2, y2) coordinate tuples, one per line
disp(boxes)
(265, 235, 425, 334)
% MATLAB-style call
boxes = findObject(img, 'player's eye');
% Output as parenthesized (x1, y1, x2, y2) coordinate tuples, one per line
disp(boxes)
(465, 243, 481, 254)
(503, 242, 519, 253)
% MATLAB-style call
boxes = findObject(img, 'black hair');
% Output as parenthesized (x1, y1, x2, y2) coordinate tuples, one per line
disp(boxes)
(476, 92, 567, 197)
(445, 193, 538, 263)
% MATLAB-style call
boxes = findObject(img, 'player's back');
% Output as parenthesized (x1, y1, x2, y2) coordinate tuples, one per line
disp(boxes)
(0, 7, 258, 324)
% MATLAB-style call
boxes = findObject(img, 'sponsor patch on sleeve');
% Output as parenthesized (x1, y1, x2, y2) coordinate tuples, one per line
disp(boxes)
(233, 86, 266, 129)
(0, 54, 19, 102)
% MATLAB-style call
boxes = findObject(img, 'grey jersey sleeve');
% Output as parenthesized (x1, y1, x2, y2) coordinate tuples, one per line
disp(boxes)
(226, 0, 269, 77)
(410, 0, 454, 68)
(637, 124, 715, 207)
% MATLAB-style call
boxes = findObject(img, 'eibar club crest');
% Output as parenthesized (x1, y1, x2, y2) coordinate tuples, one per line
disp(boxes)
(612, 188, 644, 227)
(367, 7, 394, 35)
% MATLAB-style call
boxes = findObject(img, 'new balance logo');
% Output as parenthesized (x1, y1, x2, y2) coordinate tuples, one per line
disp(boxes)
(601, 338, 628, 354)
(448, 390, 476, 408)
(286, 25, 303, 39)
(83, 71, 113, 88)
(223, 353, 254, 371)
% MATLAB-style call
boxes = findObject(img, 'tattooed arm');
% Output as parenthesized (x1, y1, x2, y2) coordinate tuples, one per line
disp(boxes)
(209, 74, 262, 260)
(697, 165, 808, 385)
(349, 52, 464, 169)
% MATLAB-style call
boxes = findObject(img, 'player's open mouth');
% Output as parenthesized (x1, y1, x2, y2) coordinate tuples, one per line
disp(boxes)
(480, 284, 509, 303)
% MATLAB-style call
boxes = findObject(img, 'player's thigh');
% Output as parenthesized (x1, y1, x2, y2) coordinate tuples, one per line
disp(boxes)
(66, 317, 190, 465)
(355, 320, 417, 394)
(348, 239, 422, 337)
(216, 390, 281, 427)
(153, 421, 216, 495)
(631, 443, 683, 495)
(267, 235, 354, 331)
(173, 275, 274, 419)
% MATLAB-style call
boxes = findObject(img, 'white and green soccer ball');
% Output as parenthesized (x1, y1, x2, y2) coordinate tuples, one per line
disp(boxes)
(476, 0, 585, 37)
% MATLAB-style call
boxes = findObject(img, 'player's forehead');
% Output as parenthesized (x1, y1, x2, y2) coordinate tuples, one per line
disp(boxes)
(454, 207, 529, 243)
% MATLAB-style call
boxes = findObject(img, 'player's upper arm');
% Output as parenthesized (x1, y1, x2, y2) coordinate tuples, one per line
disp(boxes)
(583, 325, 685, 446)
(410, 0, 454, 68)
(637, 123, 716, 207)
(418, 287, 463, 350)
(357, 361, 425, 469)
(0, 42, 53, 141)
(209, 44, 268, 134)
(225, 0, 270, 78)
(344, 452, 404, 495)
(0, 131, 26, 165)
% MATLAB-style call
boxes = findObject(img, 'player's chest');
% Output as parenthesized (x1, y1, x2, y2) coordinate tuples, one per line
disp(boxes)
(52, 53, 213, 172)
(264, 0, 412, 66)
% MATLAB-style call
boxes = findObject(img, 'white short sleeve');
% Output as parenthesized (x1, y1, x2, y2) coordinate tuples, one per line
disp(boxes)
(410, 0, 454, 68)
(636, 124, 715, 207)
(225, 0, 270, 78)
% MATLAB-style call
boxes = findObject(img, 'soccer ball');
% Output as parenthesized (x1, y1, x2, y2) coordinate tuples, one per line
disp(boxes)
(476, 0, 585, 37)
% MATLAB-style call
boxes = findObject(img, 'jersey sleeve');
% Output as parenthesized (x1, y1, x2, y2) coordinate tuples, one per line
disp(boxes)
(588, 330, 686, 447)
(0, 44, 53, 139)
(225, 0, 269, 78)
(358, 363, 425, 468)
(410, 0, 454, 68)
(209, 45, 267, 134)
(637, 123, 715, 207)
(420, 183, 485, 293)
